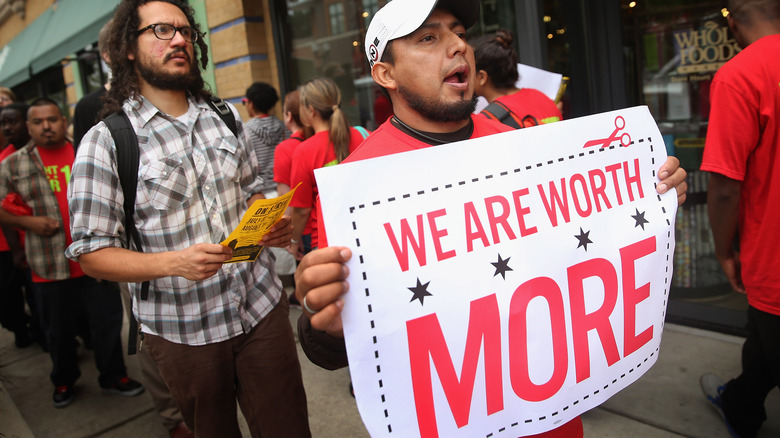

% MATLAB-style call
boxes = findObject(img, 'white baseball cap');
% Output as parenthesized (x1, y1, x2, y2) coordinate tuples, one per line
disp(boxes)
(365, 0, 480, 68)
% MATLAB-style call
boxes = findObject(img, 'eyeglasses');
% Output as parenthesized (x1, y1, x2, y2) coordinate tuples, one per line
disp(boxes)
(136, 23, 200, 43)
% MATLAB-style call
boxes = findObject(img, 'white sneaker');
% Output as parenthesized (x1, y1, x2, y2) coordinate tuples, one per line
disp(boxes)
(700, 373, 740, 438)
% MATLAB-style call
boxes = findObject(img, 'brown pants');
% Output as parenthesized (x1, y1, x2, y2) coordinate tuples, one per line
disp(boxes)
(120, 283, 183, 431)
(144, 295, 311, 438)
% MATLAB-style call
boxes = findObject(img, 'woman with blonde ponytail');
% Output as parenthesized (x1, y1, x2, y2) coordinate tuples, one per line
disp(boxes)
(288, 77, 369, 259)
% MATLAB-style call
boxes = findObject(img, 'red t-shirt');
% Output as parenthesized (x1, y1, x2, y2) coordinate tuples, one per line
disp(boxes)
(34, 142, 84, 282)
(345, 114, 510, 162)
(290, 128, 365, 248)
(701, 34, 780, 315)
(273, 130, 305, 187)
(321, 115, 583, 437)
(0, 144, 19, 252)
(481, 88, 562, 127)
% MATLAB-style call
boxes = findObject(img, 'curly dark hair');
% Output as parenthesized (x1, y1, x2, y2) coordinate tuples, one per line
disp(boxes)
(100, 0, 210, 119)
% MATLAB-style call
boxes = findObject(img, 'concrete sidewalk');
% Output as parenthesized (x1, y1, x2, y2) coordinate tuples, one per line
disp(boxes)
(1, 308, 778, 437)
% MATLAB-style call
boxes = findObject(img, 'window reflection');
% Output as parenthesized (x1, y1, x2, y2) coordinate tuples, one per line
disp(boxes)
(621, 1, 741, 310)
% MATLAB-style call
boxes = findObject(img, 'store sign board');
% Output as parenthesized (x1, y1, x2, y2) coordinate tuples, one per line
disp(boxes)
(315, 106, 678, 437)
(674, 20, 740, 77)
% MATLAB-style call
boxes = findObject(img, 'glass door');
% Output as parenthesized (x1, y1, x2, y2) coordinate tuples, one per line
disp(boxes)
(619, 0, 747, 334)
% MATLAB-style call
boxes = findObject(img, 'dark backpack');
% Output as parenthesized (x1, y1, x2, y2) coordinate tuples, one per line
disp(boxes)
(481, 101, 539, 129)
(103, 96, 237, 353)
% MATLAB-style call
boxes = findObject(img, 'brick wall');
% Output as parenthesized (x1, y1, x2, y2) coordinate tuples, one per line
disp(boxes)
(206, 0, 283, 121)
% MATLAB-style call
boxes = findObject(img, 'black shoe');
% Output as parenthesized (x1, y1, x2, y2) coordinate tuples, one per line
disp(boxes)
(289, 293, 301, 308)
(53, 385, 75, 408)
(101, 377, 145, 397)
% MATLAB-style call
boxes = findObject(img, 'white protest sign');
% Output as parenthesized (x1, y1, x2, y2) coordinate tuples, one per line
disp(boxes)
(315, 106, 677, 437)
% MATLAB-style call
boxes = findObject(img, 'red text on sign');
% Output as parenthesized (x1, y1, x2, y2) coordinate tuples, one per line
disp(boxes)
(406, 236, 656, 438)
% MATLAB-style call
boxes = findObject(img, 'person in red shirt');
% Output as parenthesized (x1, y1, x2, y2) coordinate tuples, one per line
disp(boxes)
(288, 77, 366, 258)
(471, 30, 562, 128)
(293, 1, 688, 437)
(0, 102, 35, 348)
(274, 89, 313, 198)
(699, 1, 780, 437)
(0, 98, 143, 408)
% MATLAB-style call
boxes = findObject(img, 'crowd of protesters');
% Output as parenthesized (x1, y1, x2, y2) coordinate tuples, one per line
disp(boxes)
(0, 0, 709, 438)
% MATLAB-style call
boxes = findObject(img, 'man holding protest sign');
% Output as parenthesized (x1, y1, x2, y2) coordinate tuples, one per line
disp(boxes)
(295, 0, 688, 437)
(700, 1, 780, 437)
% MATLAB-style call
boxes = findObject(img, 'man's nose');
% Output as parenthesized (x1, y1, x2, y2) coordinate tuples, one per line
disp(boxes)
(446, 32, 468, 57)
(169, 29, 188, 47)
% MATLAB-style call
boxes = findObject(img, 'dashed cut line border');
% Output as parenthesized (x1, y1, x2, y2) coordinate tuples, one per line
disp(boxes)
(344, 137, 674, 435)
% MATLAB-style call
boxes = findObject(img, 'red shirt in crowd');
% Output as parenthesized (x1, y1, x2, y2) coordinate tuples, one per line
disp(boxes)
(290, 128, 365, 248)
(34, 142, 84, 282)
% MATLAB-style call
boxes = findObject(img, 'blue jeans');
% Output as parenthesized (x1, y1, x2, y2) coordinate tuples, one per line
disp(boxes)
(37, 276, 127, 388)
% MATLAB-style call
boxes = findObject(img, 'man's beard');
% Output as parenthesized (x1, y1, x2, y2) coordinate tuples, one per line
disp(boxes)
(136, 50, 200, 91)
(397, 85, 478, 123)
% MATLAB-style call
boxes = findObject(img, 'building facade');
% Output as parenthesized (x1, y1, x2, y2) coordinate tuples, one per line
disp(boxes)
(0, 0, 742, 334)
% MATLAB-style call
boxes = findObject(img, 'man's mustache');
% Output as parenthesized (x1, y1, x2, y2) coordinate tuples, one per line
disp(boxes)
(164, 49, 191, 63)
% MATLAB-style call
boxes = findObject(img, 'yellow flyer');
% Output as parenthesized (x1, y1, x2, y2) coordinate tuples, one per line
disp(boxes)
(220, 184, 299, 263)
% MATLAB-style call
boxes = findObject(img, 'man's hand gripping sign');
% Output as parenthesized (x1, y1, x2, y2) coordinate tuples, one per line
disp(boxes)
(315, 106, 677, 437)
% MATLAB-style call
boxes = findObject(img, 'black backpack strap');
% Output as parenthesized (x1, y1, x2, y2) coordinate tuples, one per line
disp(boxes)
(104, 111, 148, 356)
(206, 96, 238, 138)
(481, 101, 522, 129)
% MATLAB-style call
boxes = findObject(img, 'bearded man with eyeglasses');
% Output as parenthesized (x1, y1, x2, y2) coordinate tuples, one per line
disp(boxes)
(66, 1, 310, 436)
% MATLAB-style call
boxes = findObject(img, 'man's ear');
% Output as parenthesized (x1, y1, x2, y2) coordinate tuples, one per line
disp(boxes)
(727, 14, 737, 34)
(371, 62, 397, 91)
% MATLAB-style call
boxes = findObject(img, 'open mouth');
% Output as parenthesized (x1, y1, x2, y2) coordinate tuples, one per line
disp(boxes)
(444, 66, 469, 85)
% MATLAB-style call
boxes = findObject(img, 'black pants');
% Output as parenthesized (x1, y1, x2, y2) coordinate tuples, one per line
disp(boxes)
(722, 305, 780, 438)
(0, 251, 28, 334)
(37, 276, 127, 388)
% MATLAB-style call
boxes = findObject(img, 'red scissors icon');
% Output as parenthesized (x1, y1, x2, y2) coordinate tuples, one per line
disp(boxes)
(583, 116, 631, 148)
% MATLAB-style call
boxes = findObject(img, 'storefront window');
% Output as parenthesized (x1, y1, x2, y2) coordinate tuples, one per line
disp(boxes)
(12, 66, 67, 118)
(280, 0, 377, 129)
(621, 1, 745, 329)
(77, 45, 109, 96)
(278, 0, 522, 131)
(542, 0, 571, 117)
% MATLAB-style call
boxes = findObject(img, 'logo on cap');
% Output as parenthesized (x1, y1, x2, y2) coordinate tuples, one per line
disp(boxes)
(368, 39, 380, 67)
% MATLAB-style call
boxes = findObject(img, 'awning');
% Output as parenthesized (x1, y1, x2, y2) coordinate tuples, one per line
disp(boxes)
(30, 0, 121, 74)
(0, 8, 54, 87)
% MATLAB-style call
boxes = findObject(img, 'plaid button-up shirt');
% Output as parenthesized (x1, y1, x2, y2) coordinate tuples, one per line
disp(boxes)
(0, 141, 73, 280)
(67, 96, 281, 345)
